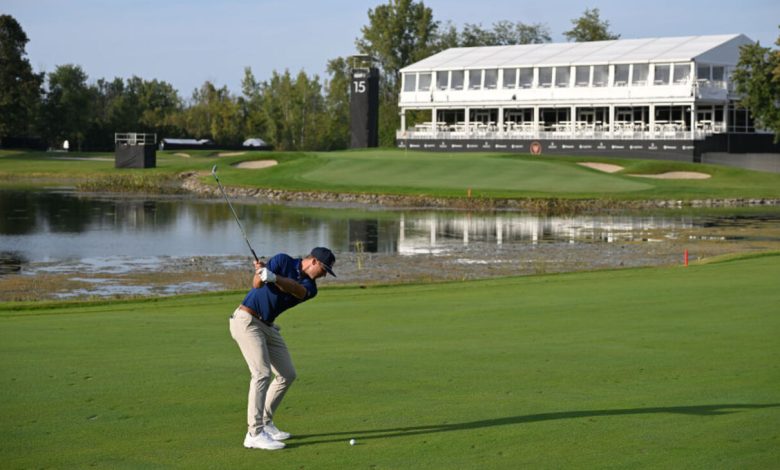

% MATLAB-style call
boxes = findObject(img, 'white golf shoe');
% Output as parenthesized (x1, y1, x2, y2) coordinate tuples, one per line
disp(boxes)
(243, 431, 285, 450)
(264, 421, 291, 441)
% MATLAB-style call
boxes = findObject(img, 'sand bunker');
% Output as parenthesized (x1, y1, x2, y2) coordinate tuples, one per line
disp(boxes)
(234, 160, 278, 169)
(578, 162, 711, 179)
(174, 152, 191, 158)
(630, 172, 711, 180)
(218, 151, 246, 157)
(578, 162, 624, 173)
(50, 157, 113, 161)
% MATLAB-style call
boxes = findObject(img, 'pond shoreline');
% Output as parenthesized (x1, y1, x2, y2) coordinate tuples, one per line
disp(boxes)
(179, 171, 780, 213)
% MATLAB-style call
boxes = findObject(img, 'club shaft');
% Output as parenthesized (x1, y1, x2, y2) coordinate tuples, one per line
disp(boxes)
(212, 170, 260, 262)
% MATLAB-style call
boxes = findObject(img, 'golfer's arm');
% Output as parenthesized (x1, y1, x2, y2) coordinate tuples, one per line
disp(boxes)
(272, 275, 307, 299)
(251, 265, 307, 299)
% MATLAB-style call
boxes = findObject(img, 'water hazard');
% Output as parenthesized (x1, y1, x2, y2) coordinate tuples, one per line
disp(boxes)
(1, 190, 779, 300)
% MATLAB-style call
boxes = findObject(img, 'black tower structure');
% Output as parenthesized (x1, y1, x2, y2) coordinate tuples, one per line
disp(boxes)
(349, 55, 379, 148)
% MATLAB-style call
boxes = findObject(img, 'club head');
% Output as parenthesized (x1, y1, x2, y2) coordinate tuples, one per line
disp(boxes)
(211, 164, 218, 176)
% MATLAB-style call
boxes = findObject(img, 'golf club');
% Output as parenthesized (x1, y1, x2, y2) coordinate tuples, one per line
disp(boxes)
(211, 165, 260, 262)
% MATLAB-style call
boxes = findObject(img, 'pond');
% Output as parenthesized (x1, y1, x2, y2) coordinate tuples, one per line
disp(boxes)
(1, 190, 779, 300)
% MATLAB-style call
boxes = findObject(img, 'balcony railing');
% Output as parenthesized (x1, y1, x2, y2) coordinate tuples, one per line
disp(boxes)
(397, 121, 727, 141)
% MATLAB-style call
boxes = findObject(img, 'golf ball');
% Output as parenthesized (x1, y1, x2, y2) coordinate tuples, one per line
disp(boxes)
(349, 439, 356, 446)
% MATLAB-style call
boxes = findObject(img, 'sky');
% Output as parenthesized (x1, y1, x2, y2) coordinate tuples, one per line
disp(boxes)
(3, 0, 778, 97)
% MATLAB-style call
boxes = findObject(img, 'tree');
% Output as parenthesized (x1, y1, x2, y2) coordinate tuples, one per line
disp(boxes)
(322, 57, 351, 150)
(733, 28, 780, 140)
(259, 69, 327, 151)
(356, 0, 439, 146)
(183, 81, 242, 145)
(451, 20, 551, 47)
(563, 8, 619, 42)
(261, 70, 296, 150)
(86, 77, 131, 150)
(84, 76, 183, 150)
(291, 70, 326, 150)
(492, 20, 551, 45)
(42, 64, 93, 150)
(135, 78, 182, 135)
(356, 0, 438, 90)
(0, 15, 44, 139)
(240, 67, 267, 141)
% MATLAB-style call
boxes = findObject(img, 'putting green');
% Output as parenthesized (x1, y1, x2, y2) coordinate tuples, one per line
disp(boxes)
(301, 153, 652, 193)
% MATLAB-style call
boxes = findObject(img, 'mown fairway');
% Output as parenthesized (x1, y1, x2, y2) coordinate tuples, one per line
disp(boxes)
(2, 148, 780, 200)
(1, 254, 778, 468)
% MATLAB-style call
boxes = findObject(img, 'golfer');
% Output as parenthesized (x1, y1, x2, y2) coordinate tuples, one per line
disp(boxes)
(229, 247, 336, 450)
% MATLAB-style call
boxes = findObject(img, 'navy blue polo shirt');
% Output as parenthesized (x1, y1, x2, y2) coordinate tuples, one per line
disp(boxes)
(241, 253, 318, 323)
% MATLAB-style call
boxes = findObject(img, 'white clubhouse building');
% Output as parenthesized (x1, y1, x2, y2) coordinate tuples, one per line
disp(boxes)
(397, 34, 769, 160)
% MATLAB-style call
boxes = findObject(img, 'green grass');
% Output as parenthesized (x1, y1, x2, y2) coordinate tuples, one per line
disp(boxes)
(2, 148, 780, 200)
(2, 254, 779, 468)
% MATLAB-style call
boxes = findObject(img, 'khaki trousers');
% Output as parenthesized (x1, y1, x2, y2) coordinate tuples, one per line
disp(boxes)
(229, 308, 297, 436)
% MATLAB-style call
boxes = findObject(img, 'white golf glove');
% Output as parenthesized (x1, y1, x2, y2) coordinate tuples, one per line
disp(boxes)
(257, 267, 277, 283)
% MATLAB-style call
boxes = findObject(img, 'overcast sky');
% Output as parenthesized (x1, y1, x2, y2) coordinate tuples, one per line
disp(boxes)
(3, 0, 778, 97)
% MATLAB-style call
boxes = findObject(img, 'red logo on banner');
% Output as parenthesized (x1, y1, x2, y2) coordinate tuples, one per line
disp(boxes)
(530, 141, 542, 155)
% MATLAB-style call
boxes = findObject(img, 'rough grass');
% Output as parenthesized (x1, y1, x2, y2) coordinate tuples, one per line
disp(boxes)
(1, 253, 778, 468)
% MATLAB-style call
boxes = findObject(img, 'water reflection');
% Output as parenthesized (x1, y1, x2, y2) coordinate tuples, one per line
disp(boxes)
(393, 213, 695, 255)
(0, 190, 778, 272)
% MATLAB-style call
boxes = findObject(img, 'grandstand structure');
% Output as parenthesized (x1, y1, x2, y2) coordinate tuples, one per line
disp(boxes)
(397, 34, 775, 161)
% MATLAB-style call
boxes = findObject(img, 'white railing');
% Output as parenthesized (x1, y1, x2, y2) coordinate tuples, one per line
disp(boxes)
(397, 121, 727, 141)
(115, 133, 157, 145)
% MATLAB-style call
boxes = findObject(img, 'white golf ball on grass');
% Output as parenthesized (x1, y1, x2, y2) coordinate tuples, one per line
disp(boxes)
(349, 438, 356, 446)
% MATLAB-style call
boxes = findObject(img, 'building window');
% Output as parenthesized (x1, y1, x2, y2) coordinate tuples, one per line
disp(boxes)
(593, 65, 608, 87)
(418, 73, 432, 91)
(468, 69, 482, 90)
(654, 64, 670, 85)
(451, 70, 464, 90)
(484, 69, 498, 89)
(403, 73, 415, 92)
(575, 66, 590, 86)
(555, 66, 570, 87)
(632, 64, 648, 85)
(614, 64, 629, 86)
(673, 63, 690, 84)
(697, 64, 710, 80)
(436, 71, 448, 90)
(502, 68, 517, 89)
(712, 66, 725, 81)
(519, 68, 533, 88)
(539, 67, 553, 87)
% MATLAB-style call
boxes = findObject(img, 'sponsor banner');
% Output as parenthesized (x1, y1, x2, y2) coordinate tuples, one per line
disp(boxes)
(397, 139, 700, 160)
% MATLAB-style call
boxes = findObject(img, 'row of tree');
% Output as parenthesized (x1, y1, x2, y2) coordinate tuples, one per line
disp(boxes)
(1, 2, 777, 151)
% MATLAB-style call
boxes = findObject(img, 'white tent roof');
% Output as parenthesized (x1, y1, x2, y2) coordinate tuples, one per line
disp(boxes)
(401, 34, 754, 71)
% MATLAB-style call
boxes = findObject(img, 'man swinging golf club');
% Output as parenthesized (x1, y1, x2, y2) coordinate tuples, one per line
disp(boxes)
(229, 247, 336, 450)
